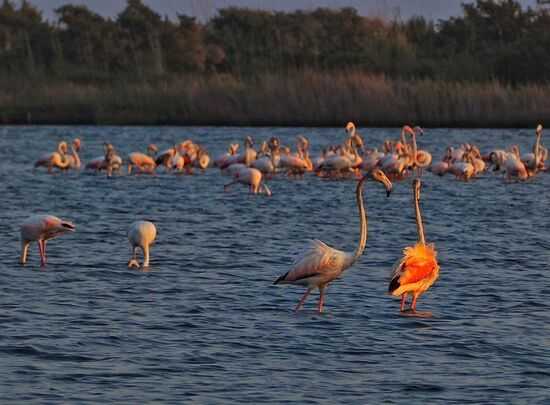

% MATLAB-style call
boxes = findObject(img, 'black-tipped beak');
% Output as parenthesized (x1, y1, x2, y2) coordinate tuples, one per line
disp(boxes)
(386, 189, 392, 197)
(61, 222, 76, 232)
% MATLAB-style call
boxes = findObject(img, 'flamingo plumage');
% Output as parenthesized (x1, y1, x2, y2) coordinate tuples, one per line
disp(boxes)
(224, 166, 271, 196)
(274, 169, 392, 313)
(389, 179, 439, 316)
(127, 221, 157, 268)
(20, 215, 76, 266)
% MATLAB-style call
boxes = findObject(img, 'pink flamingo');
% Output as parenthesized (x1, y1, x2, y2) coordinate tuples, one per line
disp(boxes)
(224, 166, 272, 196)
(128, 144, 157, 174)
(274, 169, 392, 313)
(35, 141, 71, 173)
(20, 215, 75, 266)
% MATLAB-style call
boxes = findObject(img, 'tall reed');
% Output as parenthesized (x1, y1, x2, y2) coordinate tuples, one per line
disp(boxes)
(1, 72, 548, 127)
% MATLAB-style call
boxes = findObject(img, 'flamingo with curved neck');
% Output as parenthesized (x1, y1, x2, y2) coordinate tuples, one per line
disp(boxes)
(274, 169, 392, 313)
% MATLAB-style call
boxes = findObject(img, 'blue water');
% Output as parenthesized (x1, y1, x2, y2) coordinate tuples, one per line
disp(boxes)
(1, 126, 549, 403)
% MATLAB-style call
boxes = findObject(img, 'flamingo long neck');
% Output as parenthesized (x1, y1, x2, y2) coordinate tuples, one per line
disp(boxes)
(534, 132, 542, 169)
(71, 145, 80, 168)
(353, 177, 368, 262)
(410, 131, 418, 167)
(414, 188, 426, 245)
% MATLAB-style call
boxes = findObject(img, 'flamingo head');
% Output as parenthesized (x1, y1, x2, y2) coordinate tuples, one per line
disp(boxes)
(72, 138, 81, 151)
(58, 141, 68, 155)
(147, 144, 158, 154)
(345, 122, 356, 133)
(244, 136, 254, 148)
(413, 126, 424, 136)
(229, 143, 239, 155)
(369, 169, 392, 197)
(536, 124, 543, 135)
(43, 217, 75, 239)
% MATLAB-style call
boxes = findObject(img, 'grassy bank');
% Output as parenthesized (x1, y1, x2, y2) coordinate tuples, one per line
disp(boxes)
(1, 72, 548, 127)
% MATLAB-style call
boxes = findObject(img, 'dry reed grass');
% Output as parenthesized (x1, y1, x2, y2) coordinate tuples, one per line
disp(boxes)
(1, 72, 548, 127)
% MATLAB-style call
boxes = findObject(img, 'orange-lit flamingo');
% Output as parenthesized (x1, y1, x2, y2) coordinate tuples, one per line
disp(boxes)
(128, 144, 157, 174)
(35, 141, 71, 173)
(20, 215, 75, 266)
(389, 179, 439, 316)
(127, 220, 157, 269)
(274, 169, 392, 313)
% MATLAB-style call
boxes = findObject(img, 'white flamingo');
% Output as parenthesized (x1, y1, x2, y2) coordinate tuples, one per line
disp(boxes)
(127, 221, 157, 268)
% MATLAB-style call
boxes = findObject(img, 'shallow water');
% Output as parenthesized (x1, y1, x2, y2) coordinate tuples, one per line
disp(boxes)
(1, 126, 549, 404)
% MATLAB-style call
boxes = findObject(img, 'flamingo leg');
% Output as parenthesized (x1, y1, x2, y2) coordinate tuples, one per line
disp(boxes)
(318, 287, 326, 313)
(411, 294, 419, 312)
(38, 240, 46, 266)
(400, 294, 407, 312)
(295, 288, 312, 312)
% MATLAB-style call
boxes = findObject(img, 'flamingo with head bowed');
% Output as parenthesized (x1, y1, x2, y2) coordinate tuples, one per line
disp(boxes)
(389, 179, 439, 316)
(128, 144, 157, 174)
(127, 220, 157, 269)
(274, 169, 392, 313)
(224, 166, 272, 196)
(20, 215, 75, 266)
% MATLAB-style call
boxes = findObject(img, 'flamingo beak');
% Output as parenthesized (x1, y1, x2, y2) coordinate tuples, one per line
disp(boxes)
(61, 222, 76, 232)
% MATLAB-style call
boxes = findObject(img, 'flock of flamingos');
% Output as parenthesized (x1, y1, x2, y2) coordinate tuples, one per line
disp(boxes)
(22, 122, 545, 316)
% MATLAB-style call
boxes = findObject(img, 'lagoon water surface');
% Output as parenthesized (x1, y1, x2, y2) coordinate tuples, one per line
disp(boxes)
(1, 126, 549, 403)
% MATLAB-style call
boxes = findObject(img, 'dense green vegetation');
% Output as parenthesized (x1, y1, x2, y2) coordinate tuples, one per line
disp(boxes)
(0, 0, 549, 126)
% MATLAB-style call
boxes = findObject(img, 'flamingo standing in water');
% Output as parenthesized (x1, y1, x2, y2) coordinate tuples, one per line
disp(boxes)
(389, 179, 439, 316)
(224, 166, 272, 196)
(127, 221, 157, 268)
(274, 169, 392, 313)
(66, 138, 81, 170)
(35, 141, 71, 173)
(20, 215, 76, 266)
(128, 144, 158, 174)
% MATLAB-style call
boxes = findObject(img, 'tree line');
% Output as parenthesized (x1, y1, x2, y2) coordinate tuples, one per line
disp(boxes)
(1, 0, 549, 84)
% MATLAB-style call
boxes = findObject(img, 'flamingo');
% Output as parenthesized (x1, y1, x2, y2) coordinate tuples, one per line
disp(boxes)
(521, 124, 544, 175)
(389, 179, 439, 316)
(504, 145, 528, 181)
(20, 215, 76, 266)
(224, 166, 272, 196)
(127, 221, 157, 268)
(35, 141, 71, 173)
(67, 138, 81, 169)
(274, 169, 392, 313)
(128, 144, 157, 174)
(345, 122, 365, 154)
(85, 143, 122, 174)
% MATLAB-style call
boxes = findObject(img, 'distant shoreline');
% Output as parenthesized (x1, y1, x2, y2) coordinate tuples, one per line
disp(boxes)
(2, 72, 548, 129)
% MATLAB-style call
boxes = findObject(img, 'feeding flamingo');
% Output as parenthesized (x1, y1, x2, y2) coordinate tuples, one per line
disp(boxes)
(274, 169, 392, 313)
(20, 215, 76, 266)
(128, 144, 158, 174)
(389, 179, 439, 316)
(127, 220, 157, 269)
(224, 166, 272, 196)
